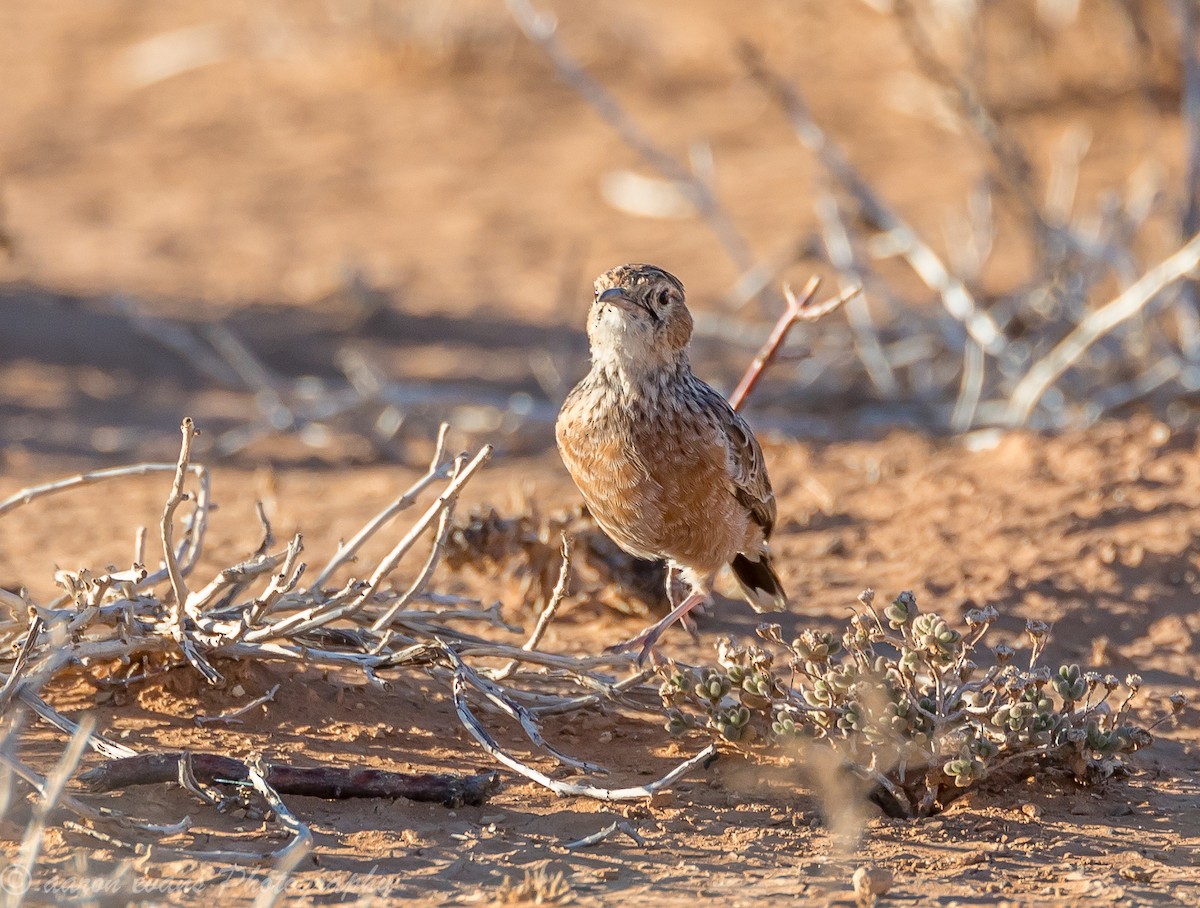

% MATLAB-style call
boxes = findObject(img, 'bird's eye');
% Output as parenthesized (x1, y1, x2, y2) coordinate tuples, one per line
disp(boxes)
(657, 288, 671, 307)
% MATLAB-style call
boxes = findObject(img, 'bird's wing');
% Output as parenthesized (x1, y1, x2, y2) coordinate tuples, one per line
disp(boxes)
(699, 385, 777, 538)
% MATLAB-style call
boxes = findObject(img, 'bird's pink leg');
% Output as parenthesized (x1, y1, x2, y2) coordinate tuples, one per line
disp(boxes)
(664, 565, 699, 637)
(608, 587, 709, 665)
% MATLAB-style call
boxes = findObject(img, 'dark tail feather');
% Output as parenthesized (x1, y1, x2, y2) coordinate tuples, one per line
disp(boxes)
(730, 552, 788, 613)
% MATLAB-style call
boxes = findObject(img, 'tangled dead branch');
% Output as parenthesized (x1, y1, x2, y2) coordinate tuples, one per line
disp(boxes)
(0, 418, 728, 867)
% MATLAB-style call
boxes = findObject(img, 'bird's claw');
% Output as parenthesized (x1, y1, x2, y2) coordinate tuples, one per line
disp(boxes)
(606, 629, 668, 667)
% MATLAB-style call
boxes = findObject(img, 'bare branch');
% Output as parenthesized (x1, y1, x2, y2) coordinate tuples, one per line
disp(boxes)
(452, 673, 715, 801)
(728, 278, 858, 411)
(741, 43, 1005, 356)
(505, 0, 757, 277)
(1006, 231, 1200, 424)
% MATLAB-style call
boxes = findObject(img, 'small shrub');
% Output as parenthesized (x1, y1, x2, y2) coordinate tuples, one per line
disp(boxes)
(495, 867, 573, 905)
(658, 591, 1182, 817)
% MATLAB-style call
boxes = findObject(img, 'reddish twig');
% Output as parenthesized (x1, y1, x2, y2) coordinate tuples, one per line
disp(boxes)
(728, 278, 858, 412)
(79, 752, 502, 807)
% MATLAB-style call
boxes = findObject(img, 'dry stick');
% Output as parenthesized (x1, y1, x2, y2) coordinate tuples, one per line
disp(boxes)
(160, 419, 220, 684)
(0, 462, 204, 519)
(492, 536, 573, 682)
(177, 752, 224, 807)
(186, 551, 288, 618)
(891, 0, 1045, 237)
(244, 445, 491, 643)
(529, 668, 657, 717)
(350, 446, 491, 615)
(728, 279, 858, 412)
(313, 423, 451, 589)
(0, 617, 42, 715)
(241, 535, 305, 628)
(950, 340, 986, 433)
(452, 673, 716, 801)
(253, 500, 274, 556)
(18, 688, 137, 760)
(564, 819, 647, 849)
(443, 645, 605, 775)
(245, 758, 313, 907)
(370, 453, 465, 631)
(203, 325, 294, 431)
(133, 526, 147, 568)
(506, 0, 756, 276)
(741, 44, 1004, 358)
(108, 293, 241, 387)
(194, 684, 281, 727)
(1089, 356, 1183, 422)
(59, 820, 150, 857)
(814, 191, 899, 395)
(1005, 231, 1200, 425)
(162, 419, 196, 614)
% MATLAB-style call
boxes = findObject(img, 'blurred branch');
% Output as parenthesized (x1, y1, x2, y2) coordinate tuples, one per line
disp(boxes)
(892, 0, 1048, 239)
(1006, 231, 1200, 425)
(740, 42, 1006, 357)
(815, 191, 900, 395)
(505, 0, 758, 277)
(1177, 0, 1200, 358)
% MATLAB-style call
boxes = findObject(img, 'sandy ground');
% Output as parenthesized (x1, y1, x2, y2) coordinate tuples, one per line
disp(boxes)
(2, 419, 1200, 905)
(2, 1, 1200, 905)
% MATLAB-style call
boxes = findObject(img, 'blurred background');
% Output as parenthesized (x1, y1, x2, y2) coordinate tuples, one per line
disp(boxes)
(0, 0, 1195, 469)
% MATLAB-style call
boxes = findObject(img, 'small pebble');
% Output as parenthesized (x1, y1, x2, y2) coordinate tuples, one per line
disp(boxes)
(231, 683, 246, 698)
(648, 790, 675, 809)
(852, 865, 893, 900)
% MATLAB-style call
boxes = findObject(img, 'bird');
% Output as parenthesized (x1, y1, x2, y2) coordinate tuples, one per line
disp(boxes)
(555, 263, 787, 662)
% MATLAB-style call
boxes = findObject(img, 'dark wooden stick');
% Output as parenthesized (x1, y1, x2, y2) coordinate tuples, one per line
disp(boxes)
(79, 752, 501, 808)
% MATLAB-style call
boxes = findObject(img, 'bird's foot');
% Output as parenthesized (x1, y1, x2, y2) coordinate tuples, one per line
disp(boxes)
(605, 624, 670, 667)
(607, 588, 709, 665)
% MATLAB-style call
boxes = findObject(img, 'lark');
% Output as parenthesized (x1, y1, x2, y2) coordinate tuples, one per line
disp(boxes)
(556, 263, 787, 662)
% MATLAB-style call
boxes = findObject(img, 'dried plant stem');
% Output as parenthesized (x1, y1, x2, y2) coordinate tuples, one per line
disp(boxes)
(18, 688, 137, 759)
(741, 43, 1004, 357)
(444, 646, 605, 774)
(313, 423, 451, 589)
(492, 536, 573, 681)
(80, 752, 502, 807)
(729, 279, 858, 411)
(194, 684, 281, 727)
(505, 0, 757, 276)
(1006, 231, 1200, 424)
(0, 462, 209, 522)
(452, 673, 715, 801)
(245, 759, 312, 886)
(564, 819, 647, 849)
(370, 455, 465, 631)
(160, 418, 220, 684)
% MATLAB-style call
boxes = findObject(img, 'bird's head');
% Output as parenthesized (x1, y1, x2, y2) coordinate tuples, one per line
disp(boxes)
(586, 263, 692, 369)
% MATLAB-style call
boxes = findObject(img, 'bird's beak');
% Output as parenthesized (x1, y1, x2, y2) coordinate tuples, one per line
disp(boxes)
(598, 287, 642, 314)
(598, 287, 629, 305)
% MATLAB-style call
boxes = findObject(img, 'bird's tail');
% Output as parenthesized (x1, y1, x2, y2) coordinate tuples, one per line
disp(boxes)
(730, 551, 788, 613)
